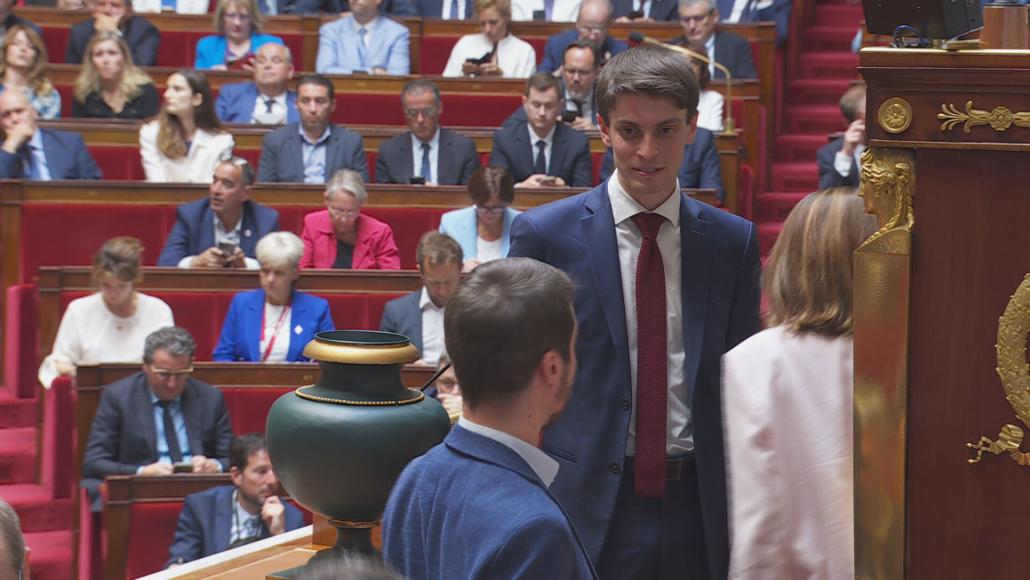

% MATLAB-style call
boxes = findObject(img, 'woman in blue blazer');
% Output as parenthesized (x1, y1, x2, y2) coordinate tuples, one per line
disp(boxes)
(438, 166, 521, 272)
(213, 232, 334, 362)
(195, 0, 284, 70)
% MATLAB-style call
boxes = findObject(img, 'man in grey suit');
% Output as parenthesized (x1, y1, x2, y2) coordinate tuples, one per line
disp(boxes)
(257, 75, 368, 183)
(376, 80, 480, 186)
(380, 231, 463, 365)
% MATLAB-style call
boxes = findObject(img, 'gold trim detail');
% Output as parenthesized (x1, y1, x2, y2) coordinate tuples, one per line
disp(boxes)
(303, 339, 419, 365)
(293, 386, 425, 406)
(966, 274, 1030, 466)
(328, 518, 381, 529)
(877, 97, 912, 134)
(858, 147, 914, 254)
(937, 100, 1030, 134)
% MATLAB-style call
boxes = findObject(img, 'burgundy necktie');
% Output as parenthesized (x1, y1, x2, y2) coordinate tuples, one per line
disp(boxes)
(631, 212, 668, 499)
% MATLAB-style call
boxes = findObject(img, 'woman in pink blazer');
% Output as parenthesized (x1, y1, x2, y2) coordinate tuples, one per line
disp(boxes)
(299, 169, 401, 270)
(722, 187, 877, 580)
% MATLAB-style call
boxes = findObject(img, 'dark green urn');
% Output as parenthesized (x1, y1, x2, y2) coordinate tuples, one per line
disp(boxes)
(266, 330, 450, 559)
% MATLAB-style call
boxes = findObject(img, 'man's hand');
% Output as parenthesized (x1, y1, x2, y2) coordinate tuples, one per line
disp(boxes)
(479, 62, 503, 76)
(516, 174, 566, 188)
(139, 462, 174, 476)
(371, 66, 388, 75)
(261, 496, 287, 535)
(190, 247, 231, 268)
(191, 455, 221, 473)
(2, 122, 35, 154)
(225, 247, 247, 269)
(93, 14, 122, 32)
(841, 119, 865, 157)
(568, 116, 594, 132)
(438, 393, 463, 417)
(55, 360, 77, 377)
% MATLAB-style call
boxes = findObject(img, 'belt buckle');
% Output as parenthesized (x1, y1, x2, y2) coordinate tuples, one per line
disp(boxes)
(666, 458, 682, 481)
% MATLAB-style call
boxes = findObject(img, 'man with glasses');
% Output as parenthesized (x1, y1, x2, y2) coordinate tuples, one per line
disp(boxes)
(669, 0, 756, 79)
(216, 43, 298, 125)
(375, 80, 480, 185)
(508, 41, 600, 133)
(538, 0, 627, 73)
(65, 0, 159, 66)
(158, 156, 280, 269)
(82, 327, 233, 508)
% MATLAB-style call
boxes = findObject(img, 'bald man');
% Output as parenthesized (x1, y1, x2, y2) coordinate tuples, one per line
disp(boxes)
(0, 90, 101, 179)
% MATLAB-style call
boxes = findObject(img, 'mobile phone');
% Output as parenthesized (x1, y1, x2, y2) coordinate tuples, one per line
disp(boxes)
(538, 176, 559, 186)
(561, 110, 579, 124)
(173, 462, 194, 473)
(409, 176, 426, 185)
(217, 241, 238, 256)
(627, 9, 644, 19)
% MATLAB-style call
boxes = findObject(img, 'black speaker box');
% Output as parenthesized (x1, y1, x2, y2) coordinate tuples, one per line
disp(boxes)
(861, 0, 984, 39)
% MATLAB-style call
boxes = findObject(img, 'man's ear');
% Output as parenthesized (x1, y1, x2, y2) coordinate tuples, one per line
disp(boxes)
(230, 465, 243, 488)
(597, 115, 612, 148)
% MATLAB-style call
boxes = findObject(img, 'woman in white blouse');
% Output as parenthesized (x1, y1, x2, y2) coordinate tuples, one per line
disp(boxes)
(39, 237, 174, 388)
(442, 0, 536, 79)
(722, 186, 877, 580)
(139, 69, 235, 183)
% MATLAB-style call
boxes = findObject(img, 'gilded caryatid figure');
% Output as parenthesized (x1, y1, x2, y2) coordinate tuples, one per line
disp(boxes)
(857, 147, 914, 254)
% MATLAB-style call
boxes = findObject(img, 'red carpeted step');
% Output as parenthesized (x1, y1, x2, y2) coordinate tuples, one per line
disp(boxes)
(0, 394, 37, 429)
(0, 428, 37, 485)
(770, 162, 819, 193)
(803, 25, 862, 52)
(22, 529, 74, 580)
(774, 134, 833, 163)
(0, 484, 75, 532)
(812, 4, 865, 27)
(757, 222, 784, 256)
(787, 78, 854, 107)
(784, 105, 846, 135)
(797, 52, 860, 80)
(756, 191, 809, 223)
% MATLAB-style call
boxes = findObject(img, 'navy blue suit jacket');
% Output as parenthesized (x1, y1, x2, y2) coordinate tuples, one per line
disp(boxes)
(379, 290, 422, 353)
(257, 122, 368, 182)
(81, 372, 234, 480)
(489, 121, 592, 187)
(375, 129, 479, 185)
(611, 0, 679, 20)
(166, 485, 305, 566)
(507, 184, 761, 579)
(212, 289, 334, 362)
(383, 425, 597, 579)
(537, 29, 629, 73)
(65, 16, 160, 66)
(669, 31, 757, 79)
(412, 0, 472, 17)
(157, 198, 280, 266)
(816, 136, 858, 189)
(0, 129, 102, 179)
(215, 83, 299, 124)
(599, 127, 724, 201)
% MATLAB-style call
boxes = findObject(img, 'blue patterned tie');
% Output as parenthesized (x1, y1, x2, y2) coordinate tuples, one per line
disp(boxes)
(420, 142, 432, 183)
(357, 27, 368, 70)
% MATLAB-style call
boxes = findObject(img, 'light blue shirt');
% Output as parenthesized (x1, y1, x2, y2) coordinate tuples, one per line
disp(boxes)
(140, 390, 193, 472)
(25, 130, 51, 181)
(229, 490, 262, 544)
(705, 35, 717, 78)
(410, 128, 440, 182)
(300, 124, 332, 184)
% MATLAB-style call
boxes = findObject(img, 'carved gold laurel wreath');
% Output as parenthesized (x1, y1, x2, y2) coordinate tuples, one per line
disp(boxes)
(966, 273, 1030, 466)
(938, 101, 1030, 134)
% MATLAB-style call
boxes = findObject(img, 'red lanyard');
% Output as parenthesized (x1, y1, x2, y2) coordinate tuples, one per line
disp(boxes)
(261, 305, 291, 362)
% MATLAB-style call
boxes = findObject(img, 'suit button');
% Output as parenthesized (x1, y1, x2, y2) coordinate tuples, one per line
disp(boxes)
(610, 462, 621, 474)
(622, 398, 631, 411)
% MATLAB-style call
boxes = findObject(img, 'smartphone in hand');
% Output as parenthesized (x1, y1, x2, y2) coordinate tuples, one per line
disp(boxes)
(173, 462, 194, 473)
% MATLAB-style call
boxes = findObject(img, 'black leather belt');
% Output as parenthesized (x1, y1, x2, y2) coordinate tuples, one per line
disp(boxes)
(625, 454, 694, 481)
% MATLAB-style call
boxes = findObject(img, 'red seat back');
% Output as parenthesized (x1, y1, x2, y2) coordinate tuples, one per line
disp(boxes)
(5, 284, 39, 398)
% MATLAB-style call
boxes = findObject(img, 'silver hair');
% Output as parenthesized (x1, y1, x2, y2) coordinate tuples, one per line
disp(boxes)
(325, 169, 368, 205)
(678, 0, 715, 11)
(256, 231, 304, 270)
(0, 498, 24, 579)
(143, 327, 197, 363)
(257, 41, 293, 64)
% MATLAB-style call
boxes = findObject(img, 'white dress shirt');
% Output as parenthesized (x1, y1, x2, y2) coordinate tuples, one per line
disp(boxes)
(260, 303, 293, 363)
(834, 143, 865, 179)
(176, 214, 260, 269)
(251, 91, 288, 125)
(442, 0, 467, 19)
(419, 287, 445, 365)
(441, 33, 537, 78)
(608, 170, 691, 455)
(527, 123, 556, 174)
(704, 35, 717, 78)
(697, 89, 724, 132)
(458, 417, 560, 487)
(410, 128, 441, 183)
(510, 0, 582, 21)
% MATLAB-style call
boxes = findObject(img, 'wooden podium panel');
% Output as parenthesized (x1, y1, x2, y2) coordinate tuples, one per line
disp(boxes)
(856, 48, 1030, 580)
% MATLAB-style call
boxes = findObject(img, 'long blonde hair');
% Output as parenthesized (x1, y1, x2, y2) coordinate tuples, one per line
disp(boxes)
(0, 25, 55, 97)
(73, 32, 153, 104)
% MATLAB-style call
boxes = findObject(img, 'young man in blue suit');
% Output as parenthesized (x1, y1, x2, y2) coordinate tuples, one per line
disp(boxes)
(0, 90, 102, 180)
(537, 0, 628, 73)
(599, 126, 725, 201)
(166, 434, 305, 567)
(215, 44, 299, 125)
(489, 72, 592, 188)
(383, 258, 597, 580)
(508, 44, 761, 579)
(315, 0, 410, 75)
(158, 157, 279, 268)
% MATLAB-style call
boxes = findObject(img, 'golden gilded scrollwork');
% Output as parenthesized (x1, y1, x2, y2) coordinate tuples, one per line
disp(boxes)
(877, 97, 912, 134)
(937, 100, 1030, 133)
(966, 274, 1030, 467)
(857, 147, 914, 254)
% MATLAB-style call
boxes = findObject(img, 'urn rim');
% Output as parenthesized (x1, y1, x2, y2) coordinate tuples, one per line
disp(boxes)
(303, 330, 420, 365)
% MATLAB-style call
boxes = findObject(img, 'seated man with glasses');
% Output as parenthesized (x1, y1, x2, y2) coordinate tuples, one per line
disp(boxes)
(375, 80, 480, 186)
(158, 156, 280, 269)
(537, 0, 627, 73)
(668, 0, 757, 79)
(438, 165, 520, 271)
(505, 41, 601, 133)
(81, 327, 234, 509)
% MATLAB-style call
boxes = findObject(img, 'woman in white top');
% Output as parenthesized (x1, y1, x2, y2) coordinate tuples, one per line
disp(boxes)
(722, 186, 877, 580)
(438, 165, 521, 272)
(39, 237, 174, 389)
(139, 69, 235, 183)
(685, 41, 724, 132)
(442, 0, 536, 79)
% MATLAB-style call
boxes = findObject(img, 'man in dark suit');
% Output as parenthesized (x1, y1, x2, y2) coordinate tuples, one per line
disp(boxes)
(599, 127, 724, 201)
(216, 44, 298, 125)
(489, 73, 592, 188)
(506, 41, 600, 132)
(717, 0, 791, 45)
(508, 45, 760, 580)
(158, 157, 280, 268)
(82, 327, 234, 487)
(166, 434, 305, 567)
(538, 0, 628, 73)
(376, 80, 479, 185)
(383, 258, 597, 580)
(380, 231, 463, 365)
(65, 0, 159, 66)
(412, 0, 472, 18)
(612, 0, 678, 22)
(668, 0, 757, 79)
(0, 90, 102, 180)
(817, 83, 865, 190)
(258, 74, 368, 183)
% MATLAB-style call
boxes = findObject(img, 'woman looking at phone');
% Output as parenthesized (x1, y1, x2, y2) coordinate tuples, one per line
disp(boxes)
(195, 0, 284, 71)
(442, 0, 535, 78)
(438, 165, 521, 272)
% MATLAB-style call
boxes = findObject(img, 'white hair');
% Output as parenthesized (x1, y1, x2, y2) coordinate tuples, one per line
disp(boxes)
(325, 169, 368, 205)
(255, 231, 304, 270)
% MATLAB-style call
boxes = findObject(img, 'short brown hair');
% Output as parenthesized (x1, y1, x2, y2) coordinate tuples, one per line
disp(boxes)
(416, 231, 462, 270)
(92, 236, 143, 283)
(467, 165, 514, 206)
(839, 83, 866, 123)
(763, 187, 877, 336)
(524, 70, 563, 99)
(596, 43, 699, 125)
(444, 258, 574, 409)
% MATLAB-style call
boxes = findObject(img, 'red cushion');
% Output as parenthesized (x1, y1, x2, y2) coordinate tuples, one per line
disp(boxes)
(419, 37, 460, 75)
(366, 151, 377, 182)
(364, 293, 405, 334)
(40, 27, 70, 70)
(41, 375, 75, 499)
(361, 207, 436, 269)
(89, 146, 148, 181)
(150, 292, 234, 360)
(441, 94, 521, 127)
(222, 386, 293, 433)
(5, 284, 39, 398)
(323, 293, 371, 330)
(56, 84, 74, 118)
(126, 502, 184, 578)
(333, 94, 407, 126)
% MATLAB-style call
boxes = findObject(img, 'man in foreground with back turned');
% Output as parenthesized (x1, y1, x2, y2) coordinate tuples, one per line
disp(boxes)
(382, 258, 597, 579)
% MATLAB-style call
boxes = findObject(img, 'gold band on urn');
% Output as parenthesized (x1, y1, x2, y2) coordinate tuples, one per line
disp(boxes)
(302, 339, 419, 365)
(938, 100, 1030, 134)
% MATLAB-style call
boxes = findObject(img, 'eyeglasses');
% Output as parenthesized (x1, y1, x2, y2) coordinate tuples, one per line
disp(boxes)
(327, 206, 361, 219)
(403, 107, 439, 119)
(475, 204, 507, 216)
(224, 12, 251, 21)
(576, 24, 607, 34)
(680, 10, 713, 24)
(149, 365, 194, 381)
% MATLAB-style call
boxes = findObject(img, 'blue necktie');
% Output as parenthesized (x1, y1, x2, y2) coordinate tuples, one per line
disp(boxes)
(543, 0, 555, 19)
(449, 0, 459, 18)
(420, 142, 432, 183)
(158, 401, 184, 463)
(533, 140, 547, 175)
(357, 27, 368, 71)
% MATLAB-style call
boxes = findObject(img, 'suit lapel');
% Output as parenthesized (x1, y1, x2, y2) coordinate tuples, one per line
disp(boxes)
(180, 382, 204, 457)
(38, 130, 60, 179)
(410, 291, 423, 351)
(286, 91, 299, 124)
(437, 130, 452, 184)
(239, 203, 258, 255)
(398, 133, 414, 183)
(245, 291, 263, 361)
(286, 292, 306, 361)
(245, 84, 260, 119)
(199, 205, 216, 252)
(212, 486, 234, 555)
(581, 185, 629, 355)
(515, 124, 534, 176)
(550, 126, 567, 176)
(324, 127, 341, 182)
(134, 376, 159, 460)
(288, 131, 305, 179)
(679, 197, 711, 400)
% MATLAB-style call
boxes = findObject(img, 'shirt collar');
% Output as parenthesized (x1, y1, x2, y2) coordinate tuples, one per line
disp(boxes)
(419, 287, 445, 312)
(299, 124, 332, 146)
(148, 389, 182, 407)
(27, 129, 43, 151)
(458, 417, 560, 488)
(410, 127, 441, 151)
(704, 34, 716, 52)
(607, 169, 681, 228)
(526, 122, 557, 148)
(354, 15, 379, 32)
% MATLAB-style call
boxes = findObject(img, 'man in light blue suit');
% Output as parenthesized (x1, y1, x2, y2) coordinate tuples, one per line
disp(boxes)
(383, 258, 597, 580)
(508, 44, 760, 580)
(0, 90, 102, 180)
(216, 44, 299, 125)
(315, 0, 410, 75)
